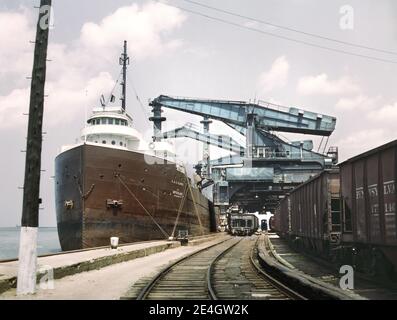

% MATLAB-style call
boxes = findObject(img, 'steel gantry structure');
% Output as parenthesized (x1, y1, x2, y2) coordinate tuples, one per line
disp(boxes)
(149, 95, 337, 213)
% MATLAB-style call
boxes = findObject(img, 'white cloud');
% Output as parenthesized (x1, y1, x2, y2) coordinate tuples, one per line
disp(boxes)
(297, 73, 360, 96)
(335, 94, 381, 111)
(368, 101, 397, 123)
(79, 2, 186, 59)
(0, 8, 33, 61)
(336, 129, 388, 161)
(0, 87, 30, 130)
(0, 2, 186, 131)
(0, 8, 35, 92)
(45, 72, 116, 127)
(183, 46, 216, 59)
(337, 129, 384, 146)
(257, 56, 289, 94)
(0, 72, 115, 130)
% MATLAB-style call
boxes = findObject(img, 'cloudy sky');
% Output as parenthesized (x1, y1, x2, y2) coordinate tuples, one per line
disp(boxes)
(1, 0, 397, 227)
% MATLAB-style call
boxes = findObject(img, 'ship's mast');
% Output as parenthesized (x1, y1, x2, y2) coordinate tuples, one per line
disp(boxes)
(119, 40, 130, 111)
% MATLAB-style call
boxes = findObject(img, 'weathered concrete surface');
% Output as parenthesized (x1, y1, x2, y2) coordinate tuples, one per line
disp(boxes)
(0, 233, 224, 296)
(258, 234, 365, 300)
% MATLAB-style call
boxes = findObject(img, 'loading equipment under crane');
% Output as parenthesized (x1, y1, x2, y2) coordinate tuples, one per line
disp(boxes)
(149, 95, 337, 213)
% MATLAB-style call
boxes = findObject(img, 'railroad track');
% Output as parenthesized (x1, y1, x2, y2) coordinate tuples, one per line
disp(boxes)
(135, 237, 240, 300)
(132, 236, 305, 300)
(208, 237, 305, 300)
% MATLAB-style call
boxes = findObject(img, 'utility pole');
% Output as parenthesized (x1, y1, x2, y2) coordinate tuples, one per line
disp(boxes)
(17, 0, 52, 295)
(119, 40, 130, 111)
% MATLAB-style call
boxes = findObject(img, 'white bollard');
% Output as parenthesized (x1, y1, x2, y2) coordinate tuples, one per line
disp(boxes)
(110, 237, 119, 249)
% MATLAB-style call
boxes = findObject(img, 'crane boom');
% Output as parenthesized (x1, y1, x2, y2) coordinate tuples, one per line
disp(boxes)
(160, 125, 244, 154)
(151, 95, 336, 136)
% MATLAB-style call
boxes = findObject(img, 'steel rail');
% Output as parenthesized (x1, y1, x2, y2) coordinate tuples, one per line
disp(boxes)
(207, 238, 243, 300)
(136, 237, 236, 300)
(251, 238, 308, 300)
(208, 237, 307, 300)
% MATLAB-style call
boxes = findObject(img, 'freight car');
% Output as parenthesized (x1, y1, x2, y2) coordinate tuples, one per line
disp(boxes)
(274, 169, 341, 256)
(274, 139, 397, 279)
(339, 140, 397, 277)
(228, 214, 259, 236)
(268, 215, 275, 232)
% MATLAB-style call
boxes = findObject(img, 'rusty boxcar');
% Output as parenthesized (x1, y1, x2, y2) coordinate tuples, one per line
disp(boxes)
(339, 140, 397, 276)
(274, 195, 290, 238)
(274, 140, 397, 278)
(275, 169, 341, 256)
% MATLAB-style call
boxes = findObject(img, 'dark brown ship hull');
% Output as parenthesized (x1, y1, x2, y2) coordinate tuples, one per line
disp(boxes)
(55, 144, 216, 251)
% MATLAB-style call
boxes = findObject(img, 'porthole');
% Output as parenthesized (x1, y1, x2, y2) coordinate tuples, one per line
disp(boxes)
(111, 141, 116, 145)
(119, 142, 123, 146)
(102, 140, 106, 144)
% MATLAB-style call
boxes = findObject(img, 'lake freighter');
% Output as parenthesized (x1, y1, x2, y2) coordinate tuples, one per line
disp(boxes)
(55, 42, 215, 250)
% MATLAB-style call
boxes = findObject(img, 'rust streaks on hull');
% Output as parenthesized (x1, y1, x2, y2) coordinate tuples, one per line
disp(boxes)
(55, 144, 214, 250)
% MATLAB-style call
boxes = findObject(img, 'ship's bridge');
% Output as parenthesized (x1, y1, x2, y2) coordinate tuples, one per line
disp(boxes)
(60, 42, 177, 161)
(81, 106, 146, 151)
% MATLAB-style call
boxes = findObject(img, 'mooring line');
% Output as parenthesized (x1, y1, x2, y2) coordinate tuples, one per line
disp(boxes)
(117, 174, 169, 239)
(170, 185, 189, 239)
(184, 171, 205, 235)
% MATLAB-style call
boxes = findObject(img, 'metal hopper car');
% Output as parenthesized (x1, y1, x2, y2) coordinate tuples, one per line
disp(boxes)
(274, 139, 397, 278)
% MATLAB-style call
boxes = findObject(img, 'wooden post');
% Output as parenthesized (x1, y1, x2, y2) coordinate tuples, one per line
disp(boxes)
(17, 0, 51, 295)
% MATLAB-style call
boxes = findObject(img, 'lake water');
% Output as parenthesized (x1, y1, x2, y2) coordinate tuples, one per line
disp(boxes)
(0, 227, 61, 261)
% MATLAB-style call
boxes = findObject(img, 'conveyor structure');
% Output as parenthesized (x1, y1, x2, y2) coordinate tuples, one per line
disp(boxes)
(149, 95, 337, 213)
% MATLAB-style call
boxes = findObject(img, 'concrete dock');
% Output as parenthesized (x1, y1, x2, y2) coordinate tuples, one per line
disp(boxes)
(0, 234, 228, 299)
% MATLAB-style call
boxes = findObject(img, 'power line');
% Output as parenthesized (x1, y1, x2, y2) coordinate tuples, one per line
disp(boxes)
(181, 0, 397, 56)
(157, 0, 397, 65)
